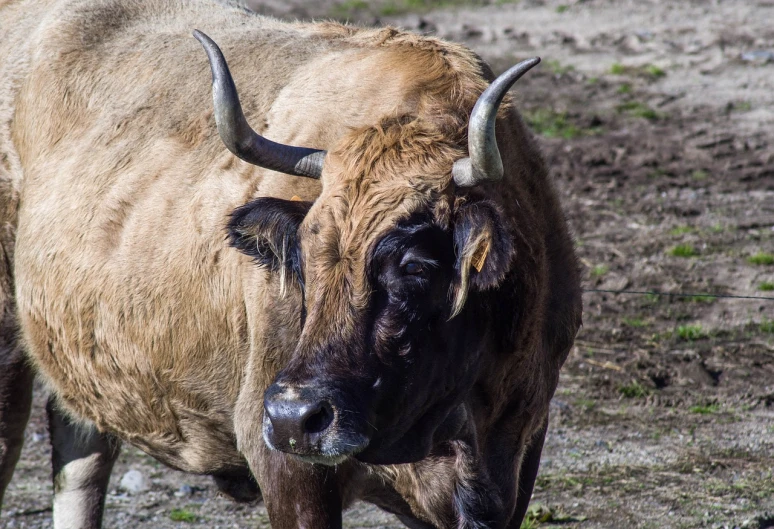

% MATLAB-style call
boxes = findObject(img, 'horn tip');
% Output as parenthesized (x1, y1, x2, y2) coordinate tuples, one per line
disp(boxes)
(521, 57, 541, 70)
(192, 29, 212, 47)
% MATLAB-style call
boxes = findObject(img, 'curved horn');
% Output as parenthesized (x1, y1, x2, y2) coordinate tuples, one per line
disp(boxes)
(193, 30, 325, 178)
(452, 57, 541, 187)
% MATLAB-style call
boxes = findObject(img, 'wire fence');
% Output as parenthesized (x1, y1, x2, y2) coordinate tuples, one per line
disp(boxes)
(583, 288, 774, 302)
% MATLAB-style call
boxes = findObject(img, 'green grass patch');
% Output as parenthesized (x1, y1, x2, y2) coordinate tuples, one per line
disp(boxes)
(590, 264, 609, 278)
(609, 62, 667, 80)
(520, 516, 538, 529)
(524, 109, 584, 139)
(676, 324, 705, 341)
(643, 292, 661, 304)
(379, 3, 405, 15)
(622, 317, 648, 328)
(645, 64, 666, 78)
(758, 281, 774, 291)
(522, 504, 586, 527)
(555, 4, 569, 13)
(373, 0, 512, 16)
(616, 100, 661, 120)
(610, 62, 626, 75)
(761, 318, 774, 334)
(728, 100, 753, 113)
(617, 82, 632, 94)
(576, 398, 597, 412)
(669, 226, 695, 236)
(668, 244, 698, 258)
(329, 0, 372, 17)
(689, 295, 716, 304)
(691, 169, 709, 181)
(689, 403, 720, 415)
(619, 381, 650, 398)
(545, 59, 574, 75)
(748, 252, 774, 266)
(169, 509, 198, 523)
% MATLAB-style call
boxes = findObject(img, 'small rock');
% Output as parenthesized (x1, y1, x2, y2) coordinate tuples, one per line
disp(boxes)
(175, 484, 194, 497)
(120, 470, 148, 494)
(740, 50, 774, 64)
(635, 29, 654, 41)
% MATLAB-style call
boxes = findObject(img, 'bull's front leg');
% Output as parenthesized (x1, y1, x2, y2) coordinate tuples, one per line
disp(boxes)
(509, 419, 548, 529)
(47, 399, 121, 529)
(449, 410, 550, 529)
(255, 447, 343, 529)
(450, 438, 506, 529)
(480, 412, 549, 529)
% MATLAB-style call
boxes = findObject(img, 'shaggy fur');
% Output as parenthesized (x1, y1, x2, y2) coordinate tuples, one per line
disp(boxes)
(0, 0, 582, 527)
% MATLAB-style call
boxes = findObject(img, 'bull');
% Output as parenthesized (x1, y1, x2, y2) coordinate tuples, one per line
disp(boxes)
(0, 0, 582, 527)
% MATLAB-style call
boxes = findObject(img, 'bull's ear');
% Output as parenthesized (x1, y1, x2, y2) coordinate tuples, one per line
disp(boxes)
(227, 197, 311, 277)
(451, 200, 515, 316)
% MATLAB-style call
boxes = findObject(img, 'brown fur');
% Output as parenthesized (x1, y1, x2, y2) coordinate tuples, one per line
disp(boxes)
(0, 0, 581, 526)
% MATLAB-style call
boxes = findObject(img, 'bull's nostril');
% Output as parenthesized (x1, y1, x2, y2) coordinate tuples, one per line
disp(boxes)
(303, 402, 334, 434)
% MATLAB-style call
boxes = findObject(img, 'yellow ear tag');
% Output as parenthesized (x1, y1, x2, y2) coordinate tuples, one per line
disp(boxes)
(290, 195, 302, 201)
(471, 240, 491, 273)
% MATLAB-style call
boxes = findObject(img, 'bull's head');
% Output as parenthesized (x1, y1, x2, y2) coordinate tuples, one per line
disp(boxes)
(195, 31, 539, 465)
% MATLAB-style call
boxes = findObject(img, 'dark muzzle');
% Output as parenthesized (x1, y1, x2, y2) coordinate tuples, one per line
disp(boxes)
(262, 383, 369, 464)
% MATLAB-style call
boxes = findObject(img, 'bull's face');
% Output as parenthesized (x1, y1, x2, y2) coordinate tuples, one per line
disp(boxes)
(228, 144, 515, 465)
(194, 30, 538, 465)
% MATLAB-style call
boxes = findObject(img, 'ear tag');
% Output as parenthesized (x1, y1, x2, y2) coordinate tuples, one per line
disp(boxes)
(290, 195, 302, 202)
(471, 240, 491, 273)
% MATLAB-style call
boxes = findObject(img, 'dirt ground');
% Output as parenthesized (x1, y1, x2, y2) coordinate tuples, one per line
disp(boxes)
(4, 0, 774, 528)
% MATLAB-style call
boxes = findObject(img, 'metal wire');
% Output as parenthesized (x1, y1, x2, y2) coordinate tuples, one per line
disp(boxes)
(584, 288, 774, 301)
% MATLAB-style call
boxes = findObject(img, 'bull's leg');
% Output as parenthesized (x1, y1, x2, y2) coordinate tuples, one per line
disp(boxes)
(509, 419, 548, 529)
(256, 448, 342, 529)
(0, 344, 34, 510)
(47, 399, 120, 529)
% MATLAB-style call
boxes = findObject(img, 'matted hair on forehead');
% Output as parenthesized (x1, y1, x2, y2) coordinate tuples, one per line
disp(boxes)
(334, 114, 466, 185)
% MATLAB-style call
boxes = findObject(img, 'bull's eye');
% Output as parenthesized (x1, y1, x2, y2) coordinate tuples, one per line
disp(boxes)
(403, 262, 424, 275)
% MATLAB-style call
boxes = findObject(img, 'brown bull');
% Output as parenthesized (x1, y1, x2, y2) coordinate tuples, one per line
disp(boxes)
(0, 0, 581, 527)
